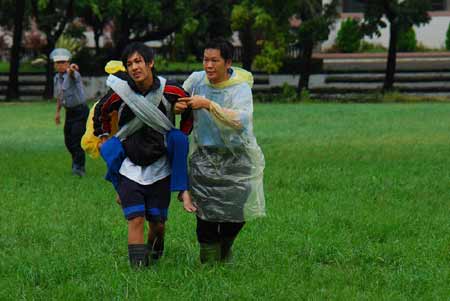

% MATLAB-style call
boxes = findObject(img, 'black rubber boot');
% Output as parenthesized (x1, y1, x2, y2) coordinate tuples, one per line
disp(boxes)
(220, 236, 236, 262)
(148, 236, 165, 261)
(128, 244, 149, 268)
(199, 243, 221, 264)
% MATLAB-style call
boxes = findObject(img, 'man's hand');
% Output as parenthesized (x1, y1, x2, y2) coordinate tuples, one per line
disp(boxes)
(178, 95, 211, 110)
(97, 136, 109, 149)
(174, 101, 188, 114)
(177, 191, 196, 213)
(67, 63, 79, 77)
(116, 194, 121, 205)
(55, 112, 61, 125)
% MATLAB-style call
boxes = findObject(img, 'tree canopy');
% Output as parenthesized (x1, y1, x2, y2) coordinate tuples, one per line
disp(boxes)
(360, 0, 431, 91)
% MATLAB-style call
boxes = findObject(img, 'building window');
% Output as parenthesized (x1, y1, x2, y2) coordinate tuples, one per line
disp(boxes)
(430, 0, 446, 11)
(342, 0, 367, 13)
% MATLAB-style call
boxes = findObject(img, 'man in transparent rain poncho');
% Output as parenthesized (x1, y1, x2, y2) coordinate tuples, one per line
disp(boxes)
(176, 38, 265, 263)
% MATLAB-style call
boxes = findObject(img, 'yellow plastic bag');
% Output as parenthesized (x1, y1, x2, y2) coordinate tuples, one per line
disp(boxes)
(81, 101, 118, 158)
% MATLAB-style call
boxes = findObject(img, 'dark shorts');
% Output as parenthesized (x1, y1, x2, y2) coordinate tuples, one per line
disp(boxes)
(117, 174, 171, 222)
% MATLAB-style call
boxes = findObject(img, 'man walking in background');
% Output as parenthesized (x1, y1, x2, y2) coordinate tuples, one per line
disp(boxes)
(51, 48, 89, 177)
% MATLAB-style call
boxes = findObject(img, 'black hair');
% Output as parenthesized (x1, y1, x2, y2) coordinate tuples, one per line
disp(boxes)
(121, 42, 155, 68)
(204, 38, 234, 61)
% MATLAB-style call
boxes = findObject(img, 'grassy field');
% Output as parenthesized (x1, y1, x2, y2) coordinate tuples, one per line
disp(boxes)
(1, 102, 450, 300)
(0, 62, 45, 73)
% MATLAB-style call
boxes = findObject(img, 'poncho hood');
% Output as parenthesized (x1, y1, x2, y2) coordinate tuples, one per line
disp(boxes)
(205, 67, 254, 89)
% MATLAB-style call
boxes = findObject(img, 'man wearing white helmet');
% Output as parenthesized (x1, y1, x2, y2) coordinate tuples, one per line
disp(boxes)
(51, 48, 89, 177)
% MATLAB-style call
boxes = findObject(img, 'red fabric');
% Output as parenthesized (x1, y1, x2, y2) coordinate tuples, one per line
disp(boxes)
(180, 115, 193, 135)
(164, 84, 193, 135)
(100, 93, 121, 134)
(164, 85, 189, 98)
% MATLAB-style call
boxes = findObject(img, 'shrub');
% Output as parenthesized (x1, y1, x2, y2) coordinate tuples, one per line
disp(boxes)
(281, 83, 297, 101)
(24, 29, 46, 53)
(397, 27, 416, 52)
(359, 41, 386, 53)
(416, 42, 443, 52)
(335, 18, 362, 53)
(72, 48, 112, 76)
(56, 35, 85, 57)
(253, 41, 285, 74)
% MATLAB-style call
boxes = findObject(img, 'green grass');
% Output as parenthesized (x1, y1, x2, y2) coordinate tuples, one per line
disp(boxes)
(0, 61, 45, 73)
(1, 102, 450, 299)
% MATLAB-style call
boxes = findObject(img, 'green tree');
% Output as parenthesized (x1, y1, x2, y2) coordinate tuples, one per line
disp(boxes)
(360, 0, 430, 91)
(251, 0, 292, 73)
(0, 0, 26, 100)
(230, 0, 337, 91)
(253, 39, 285, 73)
(174, 0, 233, 60)
(31, 0, 76, 99)
(78, 0, 110, 55)
(231, 0, 275, 71)
(336, 18, 362, 53)
(397, 26, 416, 52)
(291, 0, 338, 96)
(104, 0, 194, 58)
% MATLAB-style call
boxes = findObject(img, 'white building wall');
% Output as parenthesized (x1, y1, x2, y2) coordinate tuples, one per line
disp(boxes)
(322, 16, 450, 51)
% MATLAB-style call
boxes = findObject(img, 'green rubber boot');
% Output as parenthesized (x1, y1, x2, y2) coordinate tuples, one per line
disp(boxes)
(199, 243, 221, 264)
(220, 237, 236, 263)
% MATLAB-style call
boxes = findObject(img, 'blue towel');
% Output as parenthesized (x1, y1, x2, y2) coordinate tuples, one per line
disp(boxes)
(100, 130, 189, 192)
(167, 129, 189, 191)
(100, 136, 126, 191)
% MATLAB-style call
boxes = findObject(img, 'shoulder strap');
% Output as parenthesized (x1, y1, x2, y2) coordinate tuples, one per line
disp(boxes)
(106, 75, 173, 136)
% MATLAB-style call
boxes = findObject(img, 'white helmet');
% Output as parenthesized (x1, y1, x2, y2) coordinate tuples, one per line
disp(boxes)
(50, 48, 71, 62)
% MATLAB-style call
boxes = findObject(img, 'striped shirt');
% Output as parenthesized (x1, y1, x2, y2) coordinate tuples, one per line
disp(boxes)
(54, 71, 86, 108)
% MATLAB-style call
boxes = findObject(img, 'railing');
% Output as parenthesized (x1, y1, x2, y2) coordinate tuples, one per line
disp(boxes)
(232, 45, 301, 61)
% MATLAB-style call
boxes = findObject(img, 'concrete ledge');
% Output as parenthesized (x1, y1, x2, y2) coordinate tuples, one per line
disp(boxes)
(314, 52, 450, 59)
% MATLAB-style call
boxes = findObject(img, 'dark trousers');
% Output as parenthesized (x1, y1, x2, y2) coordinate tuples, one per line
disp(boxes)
(196, 216, 245, 244)
(64, 104, 89, 170)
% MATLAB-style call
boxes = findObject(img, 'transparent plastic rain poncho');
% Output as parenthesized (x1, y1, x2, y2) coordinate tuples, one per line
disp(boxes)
(183, 67, 265, 222)
(105, 74, 172, 137)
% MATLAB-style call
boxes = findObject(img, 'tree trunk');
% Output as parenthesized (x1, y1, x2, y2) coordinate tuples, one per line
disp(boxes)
(94, 28, 101, 55)
(297, 40, 314, 96)
(240, 23, 256, 71)
(115, 34, 129, 59)
(383, 19, 398, 92)
(114, 11, 130, 58)
(6, 0, 26, 101)
(43, 42, 55, 99)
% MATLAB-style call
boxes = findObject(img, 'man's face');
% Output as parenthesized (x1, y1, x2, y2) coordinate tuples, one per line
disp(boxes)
(203, 48, 232, 84)
(54, 61, 69, 74)
(126, 52, 153, 85)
